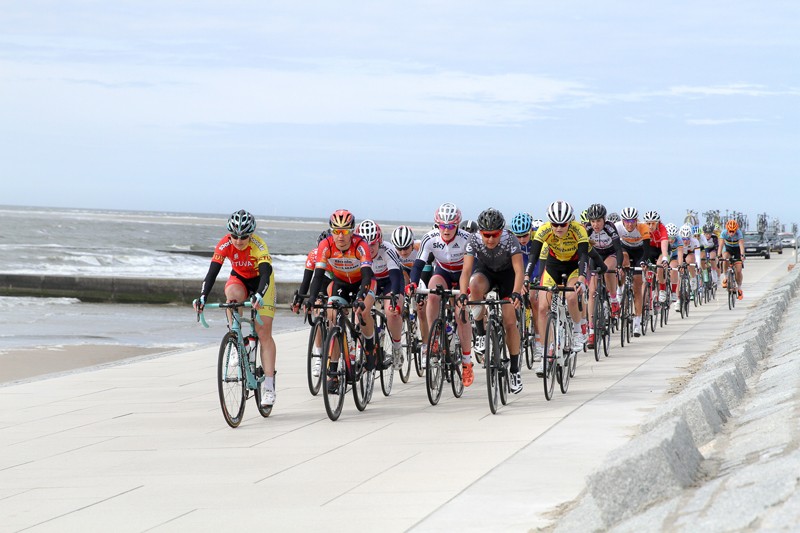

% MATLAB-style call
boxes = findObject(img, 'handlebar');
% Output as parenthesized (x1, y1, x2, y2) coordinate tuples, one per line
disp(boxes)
(194, 300, 264, 329)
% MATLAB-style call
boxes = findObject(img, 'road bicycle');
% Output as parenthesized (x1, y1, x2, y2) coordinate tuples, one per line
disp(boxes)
(720, 258, 739, 310)
(296, 293, 327, 396)
(590, 267, 614, 360)
(677, 263, 691, 319)
(373, 294, 400, 397)
(532, 276, 581, 400)
(416, 286, 464, 405)
(196, 301, 272, 428)
(518, 292, 536, 370)
(320, 299, 374, 421)
(400, 294, 424, 382)
(618, 266, 639, 347)
(468, 296, 513, 414)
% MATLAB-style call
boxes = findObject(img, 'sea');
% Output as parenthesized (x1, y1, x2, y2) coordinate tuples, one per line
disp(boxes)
(0, 205, 425, 357)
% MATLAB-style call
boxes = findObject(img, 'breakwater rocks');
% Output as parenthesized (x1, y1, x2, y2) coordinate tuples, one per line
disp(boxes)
(0, 274, 300, 305)
(553, 268, 800, 532)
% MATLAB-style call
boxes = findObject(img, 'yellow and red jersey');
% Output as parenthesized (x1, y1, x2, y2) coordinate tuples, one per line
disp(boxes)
(314, 235, 373, 284)
(212, 234, 272, 279)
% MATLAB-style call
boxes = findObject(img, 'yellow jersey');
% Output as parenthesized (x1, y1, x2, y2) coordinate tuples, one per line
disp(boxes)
(533, 221, 589, 262)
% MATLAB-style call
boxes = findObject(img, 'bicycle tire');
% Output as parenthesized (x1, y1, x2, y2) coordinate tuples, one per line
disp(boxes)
(306, 318, 325, 396)
(217, 332, 247, 428)
(497, 324, 509, 407)
(559, 351, 572, 394)
(486, 321, 500, 414)
(602, 300, 611, 357)
(425, 319, 445, 406)
(399, 316, 415, 383)
(322, 327, 347, 421)
(625, 287, 634, 343)
(352, 335, 370, 411)
(641, 284, 651, 337)
(254, 366, 273, 418)
(592, 293, 602, 361)
(450, 332, 464, 398)
(379, 333, 394, 397)
(542, 313, 557, 401)
(620, 289, 628, 347)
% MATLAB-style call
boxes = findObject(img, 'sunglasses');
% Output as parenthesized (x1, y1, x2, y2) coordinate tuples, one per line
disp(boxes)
(438, 223, 457, 231)
(230, 234, 251, 240)
(623, 219, 637, 224)
(480, 230, 502, 238)
(331, 228, 352, 235)
(551, 222, 568, 228)
(397, 245, 413, 252)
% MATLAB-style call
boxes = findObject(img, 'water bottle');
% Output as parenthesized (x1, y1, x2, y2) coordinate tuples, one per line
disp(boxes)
(445, 322, 454, 344)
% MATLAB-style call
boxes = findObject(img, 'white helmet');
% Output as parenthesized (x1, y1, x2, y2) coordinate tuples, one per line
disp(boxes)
(531, 218, 544, 231)
(434, 202, 462, 225)
(643, 210, 660, 222)
(547, 201, 573, 224)
(679, 224, 692, 238)
(356, 219, 382, 243)
(620, 207, 638, 221)
(391, 225, 414, 249)
(665, 223, 679, 237)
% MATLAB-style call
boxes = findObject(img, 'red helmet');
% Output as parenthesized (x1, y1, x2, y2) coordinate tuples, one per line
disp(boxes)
(329, 209, 355, 230)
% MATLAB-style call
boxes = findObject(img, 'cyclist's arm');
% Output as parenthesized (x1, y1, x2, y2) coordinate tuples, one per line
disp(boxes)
(660, 237, 669, 262)
(588, 246, 606, 272)
(693, 247, 702, 265)
(524, 240, 544, 280)
(738, 238, 745, 258)
(200, 261, 223, 297)
(409, 258, 427, 285)
(389, 268, 404, 295)
(577, 241, 589, 278)
(359, 266, 374, 294)
(612, 234, 624, 266)
(255, 262, 273, 296)
(511, 253, 525, 294)
(296, 267, 314, 297)
(459, 254, 474, 295)
(307, 267, 328, 301)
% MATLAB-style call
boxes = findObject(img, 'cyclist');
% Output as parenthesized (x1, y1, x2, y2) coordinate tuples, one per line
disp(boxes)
(304, 209, 377, 393)
(195, 210, 277, 406)
(643, 210, 671, 303)
(357, 219, 405, 368)
(406, 203, 475, 385)
(665, 223, 684, 302)
(615, 207, 650, 337)
(461, 208, 525, 393)
(702, 223, 720, 288)
(524, 200, 589, 377)
(677, 225, 702, 307)
(718, 219, 745, 300)
(584, 203, 623, 348)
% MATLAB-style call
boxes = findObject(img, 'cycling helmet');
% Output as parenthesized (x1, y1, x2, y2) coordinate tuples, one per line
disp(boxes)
(607, 212, 620, 223)
(434, 202, 462, 225)
(317, 229, 330, 244)
(391, 225, 414, 249)
(477, 207, 505, 232)
(679, 224, 692, 239)
(509, 212, 532, 235)
(725, 219, 739, 233)
(643, 210, 660, 222)
(531, 218, 544, 231)
(329, 209, 355, 230)
(703, 223, 715, 234)
(357, 219, 382, 243)
(460, 219, 478, 233)
(227, 209, 256, 236)
(547, 200, 573, 225)
(586, 203, 607, 221)
(665, 223, 679, 237)
(692, 225, 702, 236)
(579, 209, 589, 224)
(619, 207, 638, 221)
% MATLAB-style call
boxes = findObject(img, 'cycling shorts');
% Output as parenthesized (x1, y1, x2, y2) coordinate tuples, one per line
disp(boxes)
(225, 272, 276, 318)
(723, 246, 743, 263)
(327, 277, 377, 303)
(430, 266, 461, 289)
(621, 245, 645, 271)
(471, 262, 516, 299)
(542, 259, 579, 288)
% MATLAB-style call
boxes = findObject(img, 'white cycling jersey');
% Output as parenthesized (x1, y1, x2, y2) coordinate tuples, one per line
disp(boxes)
(372, 243, 402, 279)
(416, 229, 470, 273)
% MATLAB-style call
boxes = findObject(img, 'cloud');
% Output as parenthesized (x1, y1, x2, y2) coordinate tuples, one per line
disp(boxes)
(685, 118, 762, 126)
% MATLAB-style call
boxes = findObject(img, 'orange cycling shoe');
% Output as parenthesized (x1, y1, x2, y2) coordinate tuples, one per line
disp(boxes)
(462, 362, 474, 387)
(722, 278, 727, 288)
(737, 290, 743, 300)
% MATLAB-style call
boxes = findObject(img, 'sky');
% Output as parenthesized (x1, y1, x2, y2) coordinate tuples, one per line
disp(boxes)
(1, 1, 798, 231)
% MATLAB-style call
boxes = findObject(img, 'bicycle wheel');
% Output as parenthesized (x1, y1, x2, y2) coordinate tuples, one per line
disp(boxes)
(641, 285, 651, 337)
(625, 288, 634, 343)
(414, 322, 425, 377)
(352, 335, 370, 411)
(486, 321, 500, 414)
(592, 294, 603, 361)
(542, 313, 557, 401)
(425, 319, 445, 405)
(399, 317, 415, 383)
(559, 351, 572, 394)
(306, 318, 325, 396)
(620, 290, 628, 347)
(601, 299, 611, 357)
(379, 329, 394, 397)
(217, 332, 247, 428)
(254, 366, 273, 418)
(498, 325, 509, 407)
(517, 307, 531, 372)
(322, 327, 347, 421)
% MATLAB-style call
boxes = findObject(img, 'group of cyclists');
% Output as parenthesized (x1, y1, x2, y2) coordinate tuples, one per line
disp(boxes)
(195, 203, 748, 411)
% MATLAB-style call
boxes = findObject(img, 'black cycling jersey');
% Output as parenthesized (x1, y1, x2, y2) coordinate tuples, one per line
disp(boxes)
(465, 230, 521, 272)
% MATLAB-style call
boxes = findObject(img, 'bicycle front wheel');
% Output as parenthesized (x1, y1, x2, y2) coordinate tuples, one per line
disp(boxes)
(425, 319, 445, 406)
(379, 328, 393, 397)
(485, 322, 500, 414)
(593, 294, 603, 362)
(542, 313, 557, 401)
(322, 327, 347, 421)
(254, 366, 273, 418)
(450, 333, 464, 398)
(217, 332, 247, 428)
(352, 335, 371, 411)
(307, 318, 325, 396)
(399, 316, 415, 383)
(497, 326, 509, 407)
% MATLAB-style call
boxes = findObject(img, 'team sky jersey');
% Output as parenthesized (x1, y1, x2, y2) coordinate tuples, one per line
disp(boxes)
(533, 221, 589, 262)
(395, 240, 422, 272)
(720, 229, 743, 248)
(212, 233, 272, 279)
(587, 221, 621, 255)
(465, 230, 521, 272)
(371, 243, 403, 279)
(416, 229, 470, 272)
(314, 235, 372, 284)
(615, 221, 651, 248)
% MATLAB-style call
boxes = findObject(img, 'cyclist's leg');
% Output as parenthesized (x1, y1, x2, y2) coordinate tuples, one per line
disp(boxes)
(468, 267, 491, 357)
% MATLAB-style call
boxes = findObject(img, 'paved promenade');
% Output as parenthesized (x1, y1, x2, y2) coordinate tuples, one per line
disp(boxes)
(1, 255, 796, 532)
